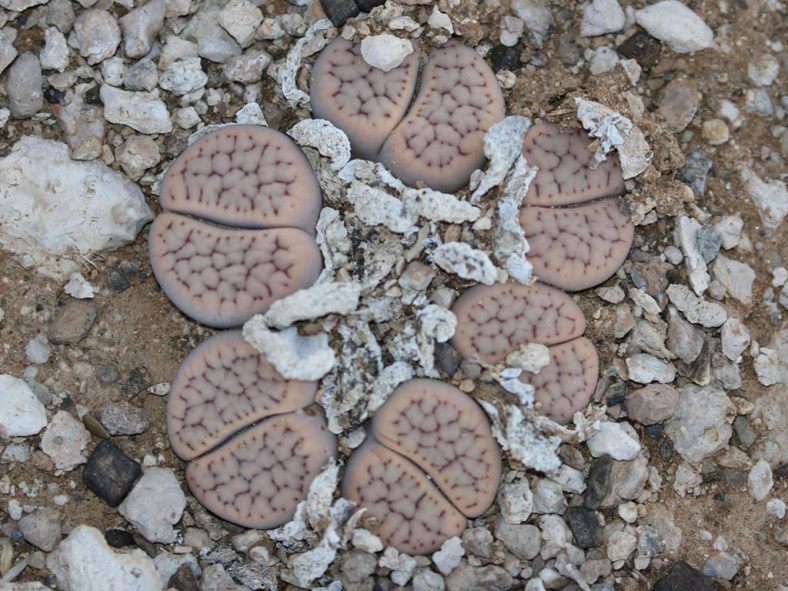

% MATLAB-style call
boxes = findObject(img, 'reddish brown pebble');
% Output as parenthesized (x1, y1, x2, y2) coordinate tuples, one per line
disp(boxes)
(186, 408, 335, 529)
(371, 379, 500, 518)
(310, 38, 419, 160)
(149, 213, 322, 328)
(523, 123, 625, 207)
(520, 199, 634, 291)
(341, 440, 466, 555)
(523, 337, 599, 425)
(451, 282, 586, 364)
(167, 331, 317, 460)
(159, 125, 322, 233)
(378, 41, 505, 193)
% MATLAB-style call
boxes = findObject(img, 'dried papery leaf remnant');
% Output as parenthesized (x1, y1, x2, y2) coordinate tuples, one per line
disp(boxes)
(451, 282, 586, 364)
(187, 408, 335, 529)
(149, 213, 322, 328)
(160, 125, 322, 233)
(520, 199, 634, 291)
(379, 42, 506, 193)
(342, 440, 466, 555)
(523, 337, 599, 425)
(371, 379, 500, 517)
(522, 123, 625, 207)
(167, 331, 317, 460)
(310, 38, 419, 160)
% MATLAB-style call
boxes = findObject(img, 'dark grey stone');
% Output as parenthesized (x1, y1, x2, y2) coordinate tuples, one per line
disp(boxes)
(320, 0, 359, 26)
(676, 148, 713, 199)
(490, 45, 521, 71)
(82, 440, 141, 507)
(565, 507, 604, 549)
(47, 298, 97, 344)
(584, 454, 612, 509)
(654, 561, 717, 591)
(696, 225, 722, 263)
(355, 0, 384, 10)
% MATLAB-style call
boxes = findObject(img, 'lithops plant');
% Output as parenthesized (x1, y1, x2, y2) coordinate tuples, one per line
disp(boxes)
(343, 379, 500, 554)
(520, 123, 634, 291)
(452, 282, 598, 424)
(167, 331, 334, 529)
(451, 124, 634, 423)
(310, 39, 505, 192)
(149, 125, 323, 328)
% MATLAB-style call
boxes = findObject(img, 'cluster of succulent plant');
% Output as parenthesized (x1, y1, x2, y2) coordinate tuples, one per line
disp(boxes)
(151, 33, 634, 557)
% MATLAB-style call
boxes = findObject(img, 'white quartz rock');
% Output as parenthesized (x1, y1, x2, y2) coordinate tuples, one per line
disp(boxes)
(360, 34, 414, 72)
(100, 85, 172, 134)
(0, 374, 47, 438)
(243, 320, 336, 380)
(47, 525, 159, 591)
(0, 136, 152, 280)
(581, 0, 625, 36)
(635, 0, 713, 53)
(741, 168, 788, 230)
(587, 421, 642, 460)
(575, 98, 651, 179)
(119, 468, 186, 543)
(70, 9, 121, 65)
(432, 242, 498, 285)
(262, 281, 362, 329)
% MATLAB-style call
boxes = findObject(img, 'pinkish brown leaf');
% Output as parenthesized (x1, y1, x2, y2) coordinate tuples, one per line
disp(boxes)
(523, 123, 625, 207)
(167, 331, 317, 460)
(310, 38, 419, 161)
(378, 41, 505, 193)
(524, 337, 599, 425)
(149, 212, 322, 328)
(186, 408, 335, 529)
(520, 199, 634, 291)
(160, 125, 322, 233)
(451, 282, 586, 364)
(341, 440, 466, 555)
(371, 379, 500, 518)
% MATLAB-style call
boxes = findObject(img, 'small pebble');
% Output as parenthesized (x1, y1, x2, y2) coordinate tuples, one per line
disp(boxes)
(82, 440, 142, 507)
(6, 52, 44, 119)
(748, 460, 773, 501)
(701, 119, 729, 145)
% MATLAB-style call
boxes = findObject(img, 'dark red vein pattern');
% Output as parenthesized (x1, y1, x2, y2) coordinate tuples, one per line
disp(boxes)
(370, 379, 500, 518)
(167, 331, 317, 460)
(377, 41, 505, 193)
(522, 123, 625, 207)
(342, 440, 466, 555)
(451, 282, 586, 364)
(149, 212, 322, 328)
(310, 38, 419, 160)
(187, 410, 335, 530)
(523, 337, 599, 424)
(520, 199, 634, 291)
(160, 125, 322, 232)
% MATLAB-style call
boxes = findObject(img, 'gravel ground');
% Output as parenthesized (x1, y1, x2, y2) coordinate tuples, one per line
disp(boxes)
(0, 0, 786, 590)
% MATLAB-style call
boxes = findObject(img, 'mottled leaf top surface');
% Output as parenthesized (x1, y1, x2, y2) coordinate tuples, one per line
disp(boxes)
(377, 42, 505, 193)
(520, 199, 634, 291)
(523, 337, 599, 425)
(160, 125, 322, 232)
(310, 38, 419, 160)
(452, 282, 586, 364)
(342, 440, 466, 555)
(523, 123, 625, 207)
(187, 409, 335, 530)
(371, 379, 500, 518)
(167, 331, 317, 460)
(149, 213, 322, 328)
